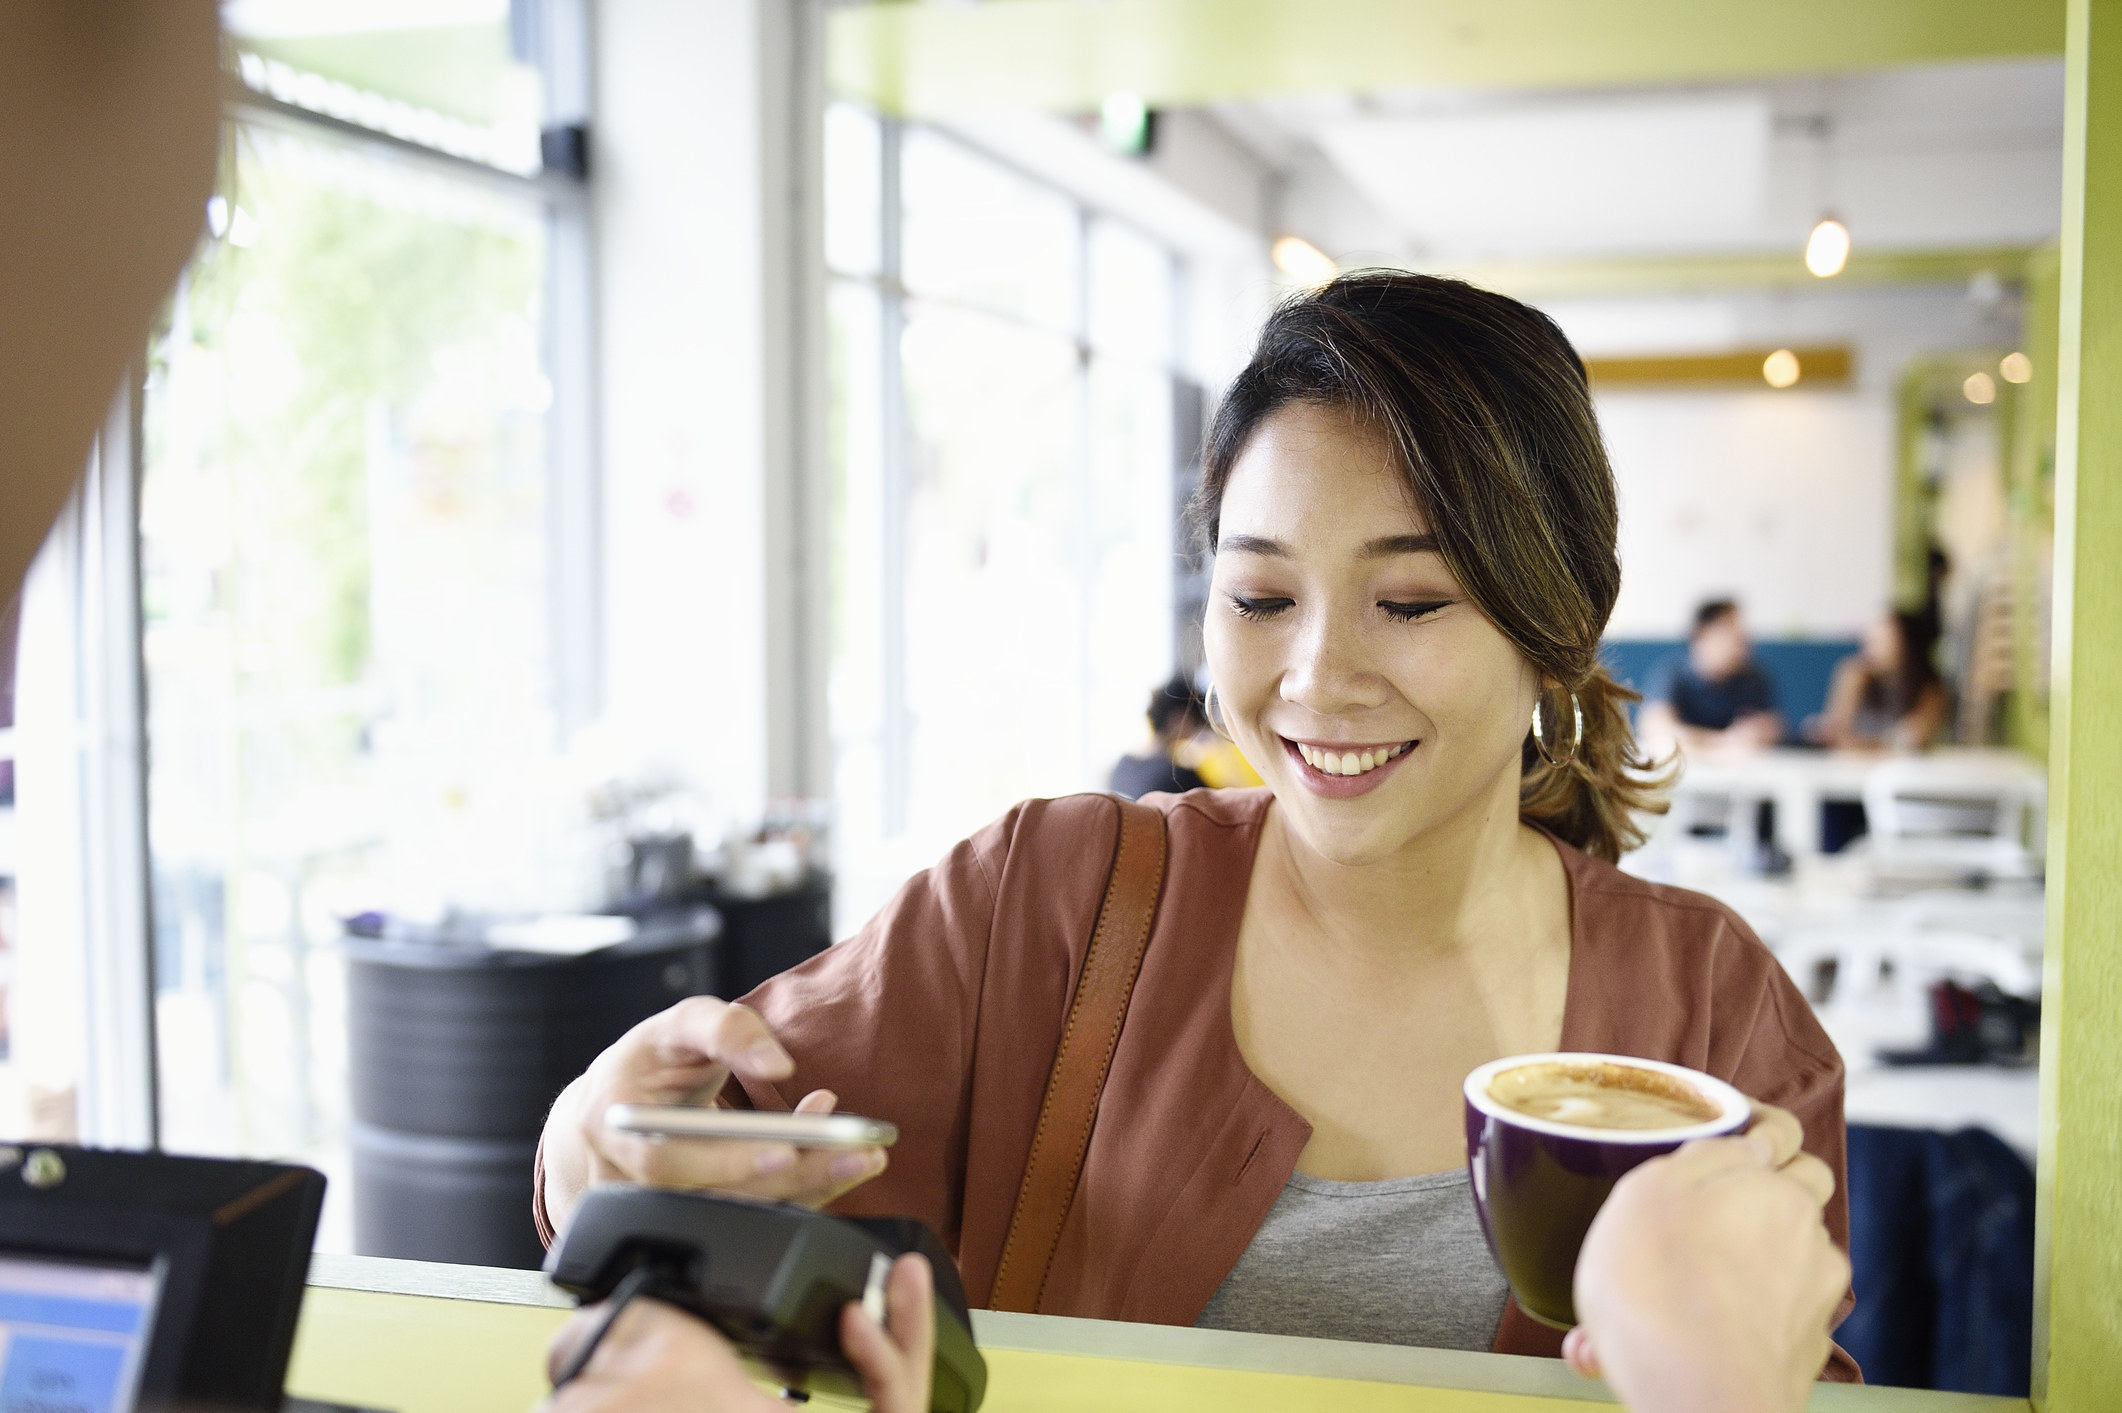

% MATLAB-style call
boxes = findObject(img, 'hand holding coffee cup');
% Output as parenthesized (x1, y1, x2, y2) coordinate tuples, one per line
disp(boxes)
(1462, 1053, 1752, 1329)
(1560, 1128, 1851, 1413)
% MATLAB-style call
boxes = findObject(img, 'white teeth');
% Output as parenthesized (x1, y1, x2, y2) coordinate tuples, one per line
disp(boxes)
(1295, 741, 1409, 776)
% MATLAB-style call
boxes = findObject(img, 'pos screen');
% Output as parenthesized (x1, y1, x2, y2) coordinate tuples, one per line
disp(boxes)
(0, 1254, 163, 1413)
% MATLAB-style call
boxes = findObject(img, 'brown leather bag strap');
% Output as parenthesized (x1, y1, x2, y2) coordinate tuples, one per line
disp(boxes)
(988, 796, 1168, 1313)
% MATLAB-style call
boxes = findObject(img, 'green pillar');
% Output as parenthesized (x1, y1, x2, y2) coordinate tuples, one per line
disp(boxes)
(2034, 0, 2122, 1406)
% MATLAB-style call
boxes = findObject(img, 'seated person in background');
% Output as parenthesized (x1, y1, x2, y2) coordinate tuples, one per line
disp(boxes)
(1639, 599, 1783, 756)
(1108, 674, 1208, 799)
(1805, 610, 1949, 751)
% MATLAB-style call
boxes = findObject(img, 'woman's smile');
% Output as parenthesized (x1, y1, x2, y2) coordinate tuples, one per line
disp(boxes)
(1281, 735, 1420, 796)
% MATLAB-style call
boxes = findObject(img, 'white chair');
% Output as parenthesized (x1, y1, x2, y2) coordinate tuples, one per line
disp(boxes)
(1862, 758, 2046, 883)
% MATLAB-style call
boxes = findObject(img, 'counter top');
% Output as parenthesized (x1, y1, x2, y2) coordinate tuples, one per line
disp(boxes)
(290, 1253, 2028, 1412)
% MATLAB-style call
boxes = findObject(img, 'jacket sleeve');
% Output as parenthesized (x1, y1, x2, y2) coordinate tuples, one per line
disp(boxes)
(721, 808, 1020, 1250)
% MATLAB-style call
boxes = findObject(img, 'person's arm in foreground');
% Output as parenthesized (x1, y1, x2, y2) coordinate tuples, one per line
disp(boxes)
(1563, 1106, 1850, 1413)
(538, 1252, 935, 1413)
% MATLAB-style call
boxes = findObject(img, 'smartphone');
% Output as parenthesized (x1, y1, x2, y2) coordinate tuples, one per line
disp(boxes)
(606, 1103, 898, 1150)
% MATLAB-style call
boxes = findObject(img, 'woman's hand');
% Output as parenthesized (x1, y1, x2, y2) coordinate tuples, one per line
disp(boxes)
(539, 1254, 936, 1413)
(540, 997, 889, 1231)
(1562, 1101, 1849, 1413)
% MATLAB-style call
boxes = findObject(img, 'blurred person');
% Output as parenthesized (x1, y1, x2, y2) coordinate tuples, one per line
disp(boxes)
(537, 274, 1858, 1380)
(1639, 600, 1783, 756)
(0, 0, 221, 605)
(1806, 610, 1949, 751)
(1109, 674, 1209, 799)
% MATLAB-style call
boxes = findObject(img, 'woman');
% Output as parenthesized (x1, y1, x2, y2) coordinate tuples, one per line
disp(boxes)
(537, 274, 1857, 1377)
(1808, 610, 1950, 751)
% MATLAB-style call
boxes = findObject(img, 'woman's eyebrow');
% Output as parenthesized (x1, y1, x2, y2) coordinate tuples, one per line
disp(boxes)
(1217, 532, 1439, 558)
(1361, 533, 1439, 557)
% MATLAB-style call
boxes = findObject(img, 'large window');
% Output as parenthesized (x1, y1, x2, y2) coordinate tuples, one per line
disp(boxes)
(826, 108, 1182, 923)
(143, 120, 565, 1194)
(27, 7, 596, 1249)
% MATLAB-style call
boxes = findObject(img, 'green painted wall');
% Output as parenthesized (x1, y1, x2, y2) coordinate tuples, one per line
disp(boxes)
(832, 0, 2065, 117)
(2034, 1, 2122, 1407)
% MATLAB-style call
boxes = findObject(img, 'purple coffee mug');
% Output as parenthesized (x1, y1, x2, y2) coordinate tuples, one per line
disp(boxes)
(1463, 1052, 1751, 1329)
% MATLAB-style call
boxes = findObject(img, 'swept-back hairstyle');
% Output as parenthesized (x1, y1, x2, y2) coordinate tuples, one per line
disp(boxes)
(1188, 271, 1669, 860)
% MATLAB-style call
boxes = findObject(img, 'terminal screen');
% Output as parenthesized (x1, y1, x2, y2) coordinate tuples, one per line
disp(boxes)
(0, 1254, 161, 1413)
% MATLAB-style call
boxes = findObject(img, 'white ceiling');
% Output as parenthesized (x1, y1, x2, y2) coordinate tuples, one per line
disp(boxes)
(1213, 58, 2065, 263)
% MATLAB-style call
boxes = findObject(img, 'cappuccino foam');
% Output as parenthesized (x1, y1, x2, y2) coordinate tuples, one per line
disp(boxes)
(1487, 1061, 1721, 1131)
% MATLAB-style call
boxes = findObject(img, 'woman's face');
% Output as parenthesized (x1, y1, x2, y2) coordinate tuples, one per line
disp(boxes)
(1862, 614, 1905, 672)
(1203, 401, 1543, 867)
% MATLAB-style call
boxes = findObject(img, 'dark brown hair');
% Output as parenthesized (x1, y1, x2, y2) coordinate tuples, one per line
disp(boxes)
(1188, 271, 1670, 860)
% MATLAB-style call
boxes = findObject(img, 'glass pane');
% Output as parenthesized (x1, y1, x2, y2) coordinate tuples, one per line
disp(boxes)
(1087, 357, 1176, 780)
(141, 122, 552, 1246)
(825, 104, 882, 278)
(898, 305, 1083, 848)
(226, 2, 541, 173)
(1088, 219, 1174, 365)
(902, 130, 1080, 334)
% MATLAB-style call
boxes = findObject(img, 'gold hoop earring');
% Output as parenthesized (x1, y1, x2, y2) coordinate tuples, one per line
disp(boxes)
(1202, 682, 1234, 742)
(1531, 687, 1583, 770)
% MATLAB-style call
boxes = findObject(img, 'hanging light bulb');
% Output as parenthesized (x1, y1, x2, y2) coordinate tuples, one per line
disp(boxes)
(1805, 217, 1851, 278)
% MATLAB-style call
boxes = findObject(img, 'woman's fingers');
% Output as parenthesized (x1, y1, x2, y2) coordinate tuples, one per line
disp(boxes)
(1561, 1325, 1601, 1380)
(841, 1254, 936, 1413)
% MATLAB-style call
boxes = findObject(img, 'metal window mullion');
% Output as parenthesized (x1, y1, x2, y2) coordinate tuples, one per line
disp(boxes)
(547, 197, 600, 742)
(86, 371, 159, 1150)
(879, 115, 910, 838)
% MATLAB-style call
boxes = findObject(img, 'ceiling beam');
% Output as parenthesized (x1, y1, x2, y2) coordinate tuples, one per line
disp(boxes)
(1403, 244, 2040, 300)
(830, 0, 2065, 118)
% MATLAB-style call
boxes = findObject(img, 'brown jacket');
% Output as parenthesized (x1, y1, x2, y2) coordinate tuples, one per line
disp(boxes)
(554, 787, 1859, 1375)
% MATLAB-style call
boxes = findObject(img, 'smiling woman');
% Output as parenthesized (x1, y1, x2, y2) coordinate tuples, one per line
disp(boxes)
(535, 272, 1860, 1391)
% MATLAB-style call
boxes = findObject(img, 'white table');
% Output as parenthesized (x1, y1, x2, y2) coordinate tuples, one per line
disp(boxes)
(1660, 747, 2046, 859)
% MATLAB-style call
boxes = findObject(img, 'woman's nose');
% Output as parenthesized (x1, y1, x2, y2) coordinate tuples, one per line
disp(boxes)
(1280, 611, 1387, 715)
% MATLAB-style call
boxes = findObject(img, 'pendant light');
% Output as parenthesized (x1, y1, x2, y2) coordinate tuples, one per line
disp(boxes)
(1803, 112, 1848, 277)
(1806, 216, 1850, 278)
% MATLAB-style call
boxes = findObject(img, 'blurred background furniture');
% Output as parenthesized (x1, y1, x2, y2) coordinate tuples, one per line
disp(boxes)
(343, 909, 719, 1268)
(1840, 1124, 2036, 1397)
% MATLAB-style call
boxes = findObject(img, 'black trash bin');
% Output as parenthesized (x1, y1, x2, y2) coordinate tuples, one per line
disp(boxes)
(344, 909, 719, 1268)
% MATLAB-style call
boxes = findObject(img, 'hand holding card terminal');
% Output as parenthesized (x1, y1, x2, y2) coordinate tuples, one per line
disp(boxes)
(544, 1186, 985, 1413)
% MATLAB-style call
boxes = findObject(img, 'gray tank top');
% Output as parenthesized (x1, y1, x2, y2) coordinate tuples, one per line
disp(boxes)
(1194, 1168, 1510, 1351)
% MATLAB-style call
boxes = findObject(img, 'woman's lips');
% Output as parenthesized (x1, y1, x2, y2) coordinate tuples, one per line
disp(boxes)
(1279, 736, 1419, 798)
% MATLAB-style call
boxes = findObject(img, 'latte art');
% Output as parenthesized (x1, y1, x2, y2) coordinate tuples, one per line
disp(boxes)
(1487, 1060, 1722, 1131)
